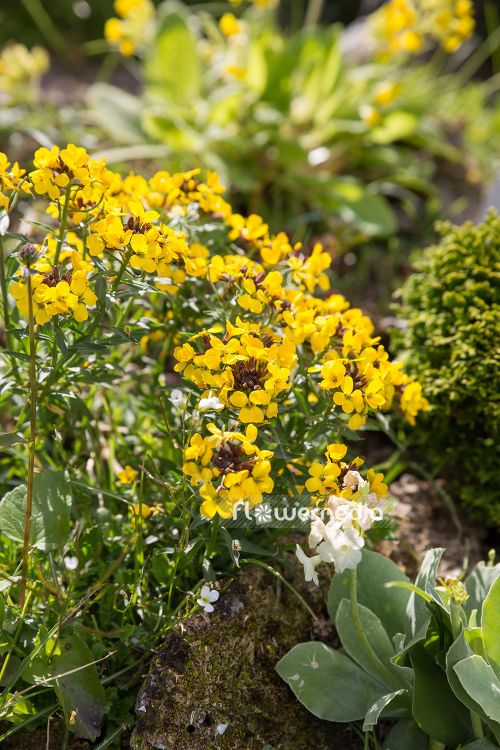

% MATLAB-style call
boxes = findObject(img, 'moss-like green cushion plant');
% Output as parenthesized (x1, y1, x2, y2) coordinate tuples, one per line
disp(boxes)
(392, 210, 500, 525)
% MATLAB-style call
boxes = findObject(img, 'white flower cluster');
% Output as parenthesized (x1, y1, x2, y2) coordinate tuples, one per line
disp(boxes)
(296, 470, 384, 584)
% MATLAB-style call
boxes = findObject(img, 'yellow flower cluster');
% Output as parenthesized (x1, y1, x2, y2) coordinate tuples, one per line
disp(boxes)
(0, 43, 49, 105)
(174, 323, 296, 424)
(3, 141, 429, 524)
(183, 424, 274, 518)
(30, 144, 113, 202)
(11, 248, 97, 326)
(0, 153, 28, 212)
(104, 0, 155, 57)
(306, 443, 388, 502)
(372, 0, 474, 58)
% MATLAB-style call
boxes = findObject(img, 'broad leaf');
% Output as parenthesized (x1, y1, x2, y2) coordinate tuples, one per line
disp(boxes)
(336, 599, 407, 690)
(465, 561, 500, 623)
(87, 83, 147, 144)
(407, 548, 444, 637)
(410, 642, 472, 747)
(382, 718, 428, 750)
(276, 641, 386, 722)
(328, 550, 410, 638)
(454, 655, 500, 725)
(363, 689, 407, 731)
(461, 740, 499, 749)
(446, 632, 500, 745)
(481, 574, 500, 679)
(52, 636, 106, 741)
(0, 433, 26, 448)
(0, 471, 72, 551)
(145, 2, 200, 103)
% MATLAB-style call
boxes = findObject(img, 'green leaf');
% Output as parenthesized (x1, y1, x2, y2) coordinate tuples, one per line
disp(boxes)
(336, 599, 406, 689)
(87, 83, 147, 144)
(0, 471, 71, 551)
(328, 550, 410, 639)
(465, 561, 500, 623)
(0, 433, 26, 448)
(54, 322, 67, 359)
(145, 2, 200, 103)
(410, 642, 472, 747)
(315, 177, 397, 237)
(461, 740, 499, 749)
(481, 573, 500, 679)
(51, 636, 106, 741)
(94, 277, 107, 303)
(370, 111, 418, 145)
(363, 689, 407, 730)
(407, 548, 444, 637)
(276, 641, 386, 722)
(446, 632, 500, 745)
(454, 655, 500, 724)
(381, 718, 428, 750)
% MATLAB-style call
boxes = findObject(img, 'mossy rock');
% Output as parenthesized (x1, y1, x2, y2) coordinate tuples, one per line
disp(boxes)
(130, 567, 362, 750)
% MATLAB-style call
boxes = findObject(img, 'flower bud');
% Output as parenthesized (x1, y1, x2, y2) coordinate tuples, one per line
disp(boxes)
(18, 242, 40, 267)
(445, 576, 469, 604)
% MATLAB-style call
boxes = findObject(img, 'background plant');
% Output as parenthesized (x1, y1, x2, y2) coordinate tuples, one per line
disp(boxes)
(87, 0, 500, 285)
(391, 210, 500, 526)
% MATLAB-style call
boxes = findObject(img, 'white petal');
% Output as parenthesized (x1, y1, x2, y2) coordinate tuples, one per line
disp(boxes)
(208, 590, 219, 603)
(204, 602, 214, 613)
(199, 585, 210, 598)
(0, 213, 9, 236)
(216, 723, 228, 735)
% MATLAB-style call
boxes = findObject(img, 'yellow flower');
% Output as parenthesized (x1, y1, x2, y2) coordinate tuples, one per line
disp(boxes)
(118, 465, 137, 484)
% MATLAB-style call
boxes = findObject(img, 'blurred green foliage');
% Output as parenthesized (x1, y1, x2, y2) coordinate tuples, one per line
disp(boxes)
(392, 210, 500, 525)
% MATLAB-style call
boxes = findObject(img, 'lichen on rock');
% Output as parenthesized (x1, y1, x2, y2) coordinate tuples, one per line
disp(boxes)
(130, 567, 361, 750)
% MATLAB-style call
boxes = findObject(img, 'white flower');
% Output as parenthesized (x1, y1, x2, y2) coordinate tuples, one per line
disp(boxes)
(353, 503, 378, 531)
(63, 556, 78, 570)
(197, 585, 219, 613)
(0, 212, 9, 236)
(308, 514, 327, 548)
(199, 391, 224, 411)
(342, 470, 364, 490)
(330, 528, 365, 573)
(216, 723, 228, 735)
(169, 389, 186, 409)
(296, 544, 322, 586)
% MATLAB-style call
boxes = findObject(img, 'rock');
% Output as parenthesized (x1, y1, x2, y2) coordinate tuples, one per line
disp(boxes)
(130, 567, 362, 750)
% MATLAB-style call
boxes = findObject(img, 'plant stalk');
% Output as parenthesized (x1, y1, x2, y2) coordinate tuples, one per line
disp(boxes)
(54, 183, 72, 267)
(20, 273, 37, 609)
(0, 236, 13, 351)
(350, 567, 399, 689)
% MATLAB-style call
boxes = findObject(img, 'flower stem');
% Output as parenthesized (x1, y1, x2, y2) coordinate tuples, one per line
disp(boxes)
(20, 273, 37, 609)
(0, 236, 13, 351)
(54, 183, 72, 267)
(86, 246, 133, 338)
(350, 567, 399, 688)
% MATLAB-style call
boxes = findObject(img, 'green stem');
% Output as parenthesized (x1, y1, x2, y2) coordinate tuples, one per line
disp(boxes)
(54, 184, 72, 267)
(19, 0, 74, 64)
(86, 247, 134, 338)
(458, 24, 500, 85)
(0, 589, 32, 686)
(0, 236, 12, 351)
(428, 741, 446, 750)
(20, 273, 37, 609)
(133, 473, 145, 606)
(303, 0, 325, 28)
(350, 568, 399, 688)
(450, 600, 462, 640)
